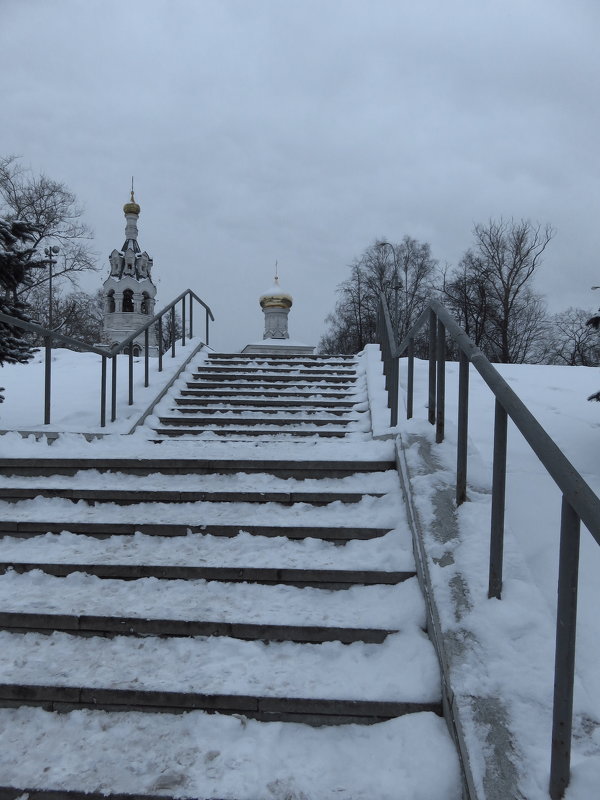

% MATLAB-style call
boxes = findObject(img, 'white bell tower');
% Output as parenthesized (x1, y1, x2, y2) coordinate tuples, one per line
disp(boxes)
(101, 185, 158, 356)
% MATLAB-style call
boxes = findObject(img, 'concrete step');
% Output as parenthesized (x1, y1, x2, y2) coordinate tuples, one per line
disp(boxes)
(0, 789, 188, 800)
(192, 376, 358, 385)
(0, 488, 382, 505)
(0, 611, 398, 643)
(199, 366, 357, 376)
(0, 682, 440, 723)
(172, 403, 352, 415)
(0, 562, 413, 587)
(0, 521, 391, 541)
(174, 397, 355, 408)
(0, 457, 394, 477)
(209, 353, 357, 361)
(180, 388, 355, 399)
(157, 415, 356, 427)
(151, 427, 350, 438)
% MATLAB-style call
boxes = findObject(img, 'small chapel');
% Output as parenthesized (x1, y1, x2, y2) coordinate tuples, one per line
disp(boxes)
(101, 188, 158, 356)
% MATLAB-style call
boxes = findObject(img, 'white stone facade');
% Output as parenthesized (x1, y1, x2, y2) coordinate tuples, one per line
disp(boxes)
(101, 194, 158, 356)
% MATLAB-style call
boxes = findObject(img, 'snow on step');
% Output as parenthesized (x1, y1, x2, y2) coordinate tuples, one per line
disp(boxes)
(0, 469, 400, 492)
(0, 707, 461, 799)
(0, 571, 424, 629)
(0, 627, 439, 702)
(0, 491, 401, 524)
(0, 528, 415, 571)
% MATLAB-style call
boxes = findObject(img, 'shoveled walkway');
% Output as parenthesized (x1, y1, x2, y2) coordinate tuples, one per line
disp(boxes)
(0, 351, 460, 799)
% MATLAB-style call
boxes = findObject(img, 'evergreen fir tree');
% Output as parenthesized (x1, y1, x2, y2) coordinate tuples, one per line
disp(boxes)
(0, 218, 45, 402)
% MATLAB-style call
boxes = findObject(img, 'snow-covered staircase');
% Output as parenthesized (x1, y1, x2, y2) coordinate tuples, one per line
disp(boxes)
(150, 352, 369, 439)
(0, 351, 460, 799)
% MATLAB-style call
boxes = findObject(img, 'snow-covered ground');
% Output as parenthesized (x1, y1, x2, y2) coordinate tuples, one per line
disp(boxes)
(0, 338, 207, 434)
(384, 353, 600, 800)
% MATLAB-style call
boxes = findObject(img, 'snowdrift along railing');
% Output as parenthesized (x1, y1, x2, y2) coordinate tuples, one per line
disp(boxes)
(0, 289, 214, 428)
(376, 295, 600, 800)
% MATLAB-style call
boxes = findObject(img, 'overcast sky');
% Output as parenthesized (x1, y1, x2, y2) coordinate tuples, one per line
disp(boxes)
(1, 0, 600, 351)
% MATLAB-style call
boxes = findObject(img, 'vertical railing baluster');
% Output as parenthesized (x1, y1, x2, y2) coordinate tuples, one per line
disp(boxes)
(100, 355, 107, 428)
(488, 399, 508, 599)
(428, 309, 436, 425)
(44, 335, 52, 425)
(144, 329, 149, 387)
(407, 337, 414, 420)
(171, 306, 176, 357)
(549, 498, 581, 800)
(158, 317, 163, 372)
(111, 354, 117, 422)
(390, 353, 399, 427)
(189, 294, 194, 338)
(456, 351, 469, 505)
(205, 308, 209, 346)
(182, 298, 186, 347)
(436, 320, 445, 443)
(128, 347, 134, 405)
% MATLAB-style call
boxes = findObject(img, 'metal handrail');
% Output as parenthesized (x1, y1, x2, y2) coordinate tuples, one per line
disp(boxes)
(0, 288, 214, 428)
(377, 295, 599, 799)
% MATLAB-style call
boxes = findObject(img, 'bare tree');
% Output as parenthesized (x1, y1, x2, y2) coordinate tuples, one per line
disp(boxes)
(25, 285, 104, 346)
(545, 307, 600, 366)
(320, 237, 438, 354)
(443, 218, 553, 363)
(0, 156, 98, 298)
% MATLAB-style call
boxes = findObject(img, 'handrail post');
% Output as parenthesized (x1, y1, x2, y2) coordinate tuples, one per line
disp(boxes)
(549, 498, 581, 799)
(390, 354, 399, 427)
(407, 337, 414, 420)
(456, 351, 469, 505)
(436, 319, 445, 443)
(128, 347, 134, 406)
(171, 306, 176, 357)
(189, 294, 194, 338)
(144, 330, 149, 388)
(158, 317, 163, 372)
(428, 309, 436, 425)
(205, 307, 209, 346)
(111, 355, 117, 422)
(182, 297, 186, 347)
(44, 335, 52, 425)
(100, 356, 107, 428)
(488, 399, 507, 599)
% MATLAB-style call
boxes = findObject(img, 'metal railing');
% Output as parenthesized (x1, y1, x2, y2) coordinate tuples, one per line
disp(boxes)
(376, 295, 600, 799)
(0, 289, 214, 428)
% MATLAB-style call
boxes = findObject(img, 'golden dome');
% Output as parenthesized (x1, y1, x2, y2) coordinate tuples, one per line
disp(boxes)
(260, 276, 293, 309)
(123, 189, 140, 215)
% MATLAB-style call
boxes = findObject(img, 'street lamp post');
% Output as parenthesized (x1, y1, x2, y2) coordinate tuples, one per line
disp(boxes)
(44, 245, 60, 332)
(377, 241, 401, 337)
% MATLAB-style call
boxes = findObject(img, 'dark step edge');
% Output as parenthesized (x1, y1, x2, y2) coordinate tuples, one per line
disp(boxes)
(0, 458, 394, 471)
(0, 613, 396, 643)
(0, 788, 215, 800)
(0, 522, 391, 540)
(0, 683, 441, 721)
(0, 563, 413, 586)
(157, 416, 356, 426)
(151, 429, 350, 438)
(0, 490, 383, 505)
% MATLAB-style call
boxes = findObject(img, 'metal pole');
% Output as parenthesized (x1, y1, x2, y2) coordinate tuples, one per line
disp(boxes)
(407, 337, 414, 420)
(428, 309, 436, 426)
(128, 347, 134, 405)
(189, 294, 193, 338)
(456, 351, 469, 505)
(549, 498, 581, 799)
(44, 336, 51, 424)
(111, 355, 117, 422)
(205, 308, 209, 346)
(488, 399, 508, 599)
(100, 355, 107, 428)
(390, 355, 399, 427)
(435, 320, 445, 443)
(158, 317, 163, 372)
(144, 329, 149, 387)
(171, 306, 176, 357)
(182, 298, 186, 347)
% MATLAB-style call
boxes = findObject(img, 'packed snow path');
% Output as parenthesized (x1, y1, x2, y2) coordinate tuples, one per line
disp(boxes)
(0, 352, 461, 799)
